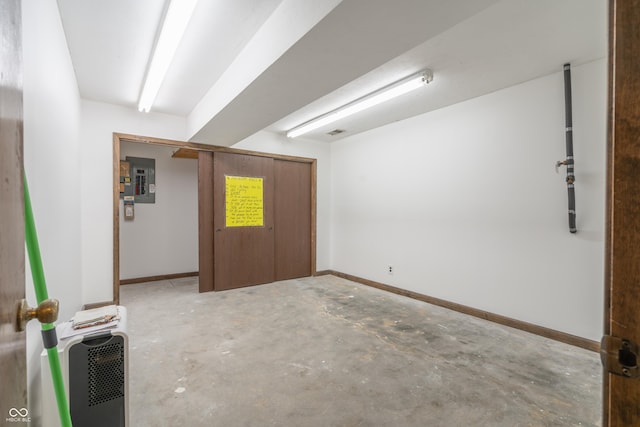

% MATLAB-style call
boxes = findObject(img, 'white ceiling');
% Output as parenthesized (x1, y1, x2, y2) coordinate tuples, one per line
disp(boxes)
(56, 0, 607, 146)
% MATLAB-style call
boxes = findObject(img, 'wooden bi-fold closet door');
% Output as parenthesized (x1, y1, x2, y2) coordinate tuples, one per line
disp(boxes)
(198, 151, 312, 292)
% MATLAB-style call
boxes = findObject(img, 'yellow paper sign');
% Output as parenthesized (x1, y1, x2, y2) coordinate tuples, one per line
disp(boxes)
(225, 176, 264, 227)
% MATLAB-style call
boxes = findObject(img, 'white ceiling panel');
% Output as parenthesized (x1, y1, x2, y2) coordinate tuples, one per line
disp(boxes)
(269, 0, 608, 142)
(55, 0, 607, 146)
(190, 0, 502, 145)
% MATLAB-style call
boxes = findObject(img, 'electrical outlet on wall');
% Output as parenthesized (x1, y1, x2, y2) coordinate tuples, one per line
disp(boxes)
(388, 265, 394, 275)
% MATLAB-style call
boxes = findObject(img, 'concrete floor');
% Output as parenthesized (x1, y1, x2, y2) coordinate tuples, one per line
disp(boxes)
(120, 275, 601, 426)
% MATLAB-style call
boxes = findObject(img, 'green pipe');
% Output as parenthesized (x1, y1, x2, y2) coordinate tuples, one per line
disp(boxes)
(24, 175, 73, 427)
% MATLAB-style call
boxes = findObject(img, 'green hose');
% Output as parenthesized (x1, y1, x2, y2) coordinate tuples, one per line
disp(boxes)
(24, 175, 73, 427)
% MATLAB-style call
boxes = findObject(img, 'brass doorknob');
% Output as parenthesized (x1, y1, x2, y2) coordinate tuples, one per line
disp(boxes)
(16, 298, 59, 332)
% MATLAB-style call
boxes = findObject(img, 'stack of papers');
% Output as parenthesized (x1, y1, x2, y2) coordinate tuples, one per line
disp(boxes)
(57, 305, 121, 340)
(72, 305, 119, 329)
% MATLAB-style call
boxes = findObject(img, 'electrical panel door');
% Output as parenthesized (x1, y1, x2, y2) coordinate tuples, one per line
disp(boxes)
(124, 156, 155, 204)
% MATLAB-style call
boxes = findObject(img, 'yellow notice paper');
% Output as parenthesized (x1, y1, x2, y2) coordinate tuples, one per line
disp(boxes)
(225, 176, 264, 227)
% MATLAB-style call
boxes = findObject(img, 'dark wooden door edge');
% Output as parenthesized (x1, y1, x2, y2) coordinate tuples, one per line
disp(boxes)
(197, 151, 214, 293)
(326, 270, 599, 352)
(603, 1, 640, 425)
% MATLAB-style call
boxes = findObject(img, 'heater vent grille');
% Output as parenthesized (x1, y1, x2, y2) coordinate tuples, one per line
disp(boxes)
(327, 129, 345, 136)
(88, 342, 124, 406)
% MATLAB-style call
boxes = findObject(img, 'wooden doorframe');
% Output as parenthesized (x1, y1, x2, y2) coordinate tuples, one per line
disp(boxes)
(111, 133, 317, 304)
(603, 1, 640, 425)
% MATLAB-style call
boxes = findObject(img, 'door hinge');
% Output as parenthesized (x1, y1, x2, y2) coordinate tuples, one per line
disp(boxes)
(601, 335, 639, 378)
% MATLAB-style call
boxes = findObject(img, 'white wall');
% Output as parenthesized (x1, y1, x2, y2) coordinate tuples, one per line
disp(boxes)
(119, 142, 198, 280)
(330, 59, 606, 341)
(233, 131, 332, 271)
(80, 101, 188, 304)
(22, 1, 83, 424)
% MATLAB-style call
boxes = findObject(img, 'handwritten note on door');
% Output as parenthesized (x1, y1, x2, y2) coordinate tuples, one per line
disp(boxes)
(225, 176, 264, 227)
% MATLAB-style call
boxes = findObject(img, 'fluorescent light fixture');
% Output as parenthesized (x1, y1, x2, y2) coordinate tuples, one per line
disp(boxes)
(286, 69, 433, 138)
(138, 0, 198, 113)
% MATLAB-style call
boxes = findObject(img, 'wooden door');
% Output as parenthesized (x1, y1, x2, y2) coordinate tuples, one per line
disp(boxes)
(604, 0, 640, 425)
(274, 160, 312, 280)
(213, 152, 275, 290)
(0, 0, 27, 418)
(198, 151, 215, 292)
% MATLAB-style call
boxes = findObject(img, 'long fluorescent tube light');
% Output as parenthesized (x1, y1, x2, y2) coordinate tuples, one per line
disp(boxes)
(286, 69, 433, 138)
(138, 0, 198, 113)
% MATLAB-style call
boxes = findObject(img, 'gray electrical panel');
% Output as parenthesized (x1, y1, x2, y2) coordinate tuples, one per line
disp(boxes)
(123, 156, 155, 204)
